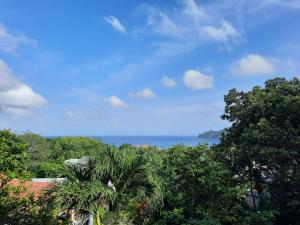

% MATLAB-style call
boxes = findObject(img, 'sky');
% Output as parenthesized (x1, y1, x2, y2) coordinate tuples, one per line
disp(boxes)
(0, 0, 300, 136)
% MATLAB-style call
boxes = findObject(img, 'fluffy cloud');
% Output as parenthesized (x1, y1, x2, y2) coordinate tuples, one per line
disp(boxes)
(0, 23, 37, 55)
(231, 54, 275, 76)
(183, 69, 214, 90)
(201, 20, 241, 42)
(104, 16, 126, 33)
(130, 88, 157, 100)
(104, 96, 126, 108)
(0, 84, 46, 108)
(0, 60, 47, 116)
(162, 76, 177, 88)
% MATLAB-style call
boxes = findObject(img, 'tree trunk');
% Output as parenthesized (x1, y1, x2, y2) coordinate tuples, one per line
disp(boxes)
(250, 175, 257, 210)
(96, 214, 101, 225)
(96, 205, 105, 225)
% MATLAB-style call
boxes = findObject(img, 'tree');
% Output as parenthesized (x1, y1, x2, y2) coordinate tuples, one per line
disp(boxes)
(0, 129, 29, 178)
(18, 135, 107, 178)
(216, 77, 300, 224)
(51, 136, 105, 160)
(19, 131, 52, 177)
(152, 145, 251, 225)
(54, 145, 162, 225)
(0, 130, 56, 224)
(0, 176, 56, 225)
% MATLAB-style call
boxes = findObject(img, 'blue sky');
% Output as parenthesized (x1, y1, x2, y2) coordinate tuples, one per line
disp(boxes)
(0, 0, 300, 135)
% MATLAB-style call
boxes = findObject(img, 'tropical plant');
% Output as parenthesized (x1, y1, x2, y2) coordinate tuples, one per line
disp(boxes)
(54, 145, 162, 225)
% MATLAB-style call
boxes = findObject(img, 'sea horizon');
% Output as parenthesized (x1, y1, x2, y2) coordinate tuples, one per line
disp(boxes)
(46, 135, 220, 148)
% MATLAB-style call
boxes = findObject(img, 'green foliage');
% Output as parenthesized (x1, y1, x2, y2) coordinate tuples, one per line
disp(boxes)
(0, 129, 29, 178)
(151, 144, 252, 225)
(216, 77, 300, 224)
(18, 134, 107, 177)
(0, 177, 57, 225)
(51, 136, 105, 160)
(53, 145, 163, 224)
(103, 211, 133, 225)
(19, 131, 53, 177)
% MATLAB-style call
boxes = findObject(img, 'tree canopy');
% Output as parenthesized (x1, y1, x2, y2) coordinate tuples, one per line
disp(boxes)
(216, 77, 300, 224)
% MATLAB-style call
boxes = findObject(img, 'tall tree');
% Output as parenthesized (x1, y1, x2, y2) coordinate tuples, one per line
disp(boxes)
(216, 77, 300, 224)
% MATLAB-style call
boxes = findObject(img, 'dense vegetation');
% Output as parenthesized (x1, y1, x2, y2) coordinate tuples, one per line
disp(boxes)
(0, 77, 299, 225)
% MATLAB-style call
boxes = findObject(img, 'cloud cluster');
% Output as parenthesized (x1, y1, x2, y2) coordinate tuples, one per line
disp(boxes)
(106, 68, 215, 108)
(0, 60, 47, 116)
(130, 88, 157, 100)
(104, 16, 126, 33)
(0, 23, 37, 55)
(142, 0, 242, 51)
(231, 54, 275, 76)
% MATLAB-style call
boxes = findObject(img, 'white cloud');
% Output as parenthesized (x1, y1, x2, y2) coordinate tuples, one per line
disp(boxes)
(140, 1, 242, 54)
(201, 20, 241, 42)
(183, 69, 214, 90)
(104, 16, 126, 33)
(146, 8, 181, 37)
(0, 60, 18, 90)
(0, 60, 47, 116)
(162, 76, 177, 88)
(130, 88, 157, 100)
(182, 0, 206, 22)
(0, 23, 37, 55)
(0, 84, 46, 108)
(231, 54, 275, 76)
(104, 96, 126, 108)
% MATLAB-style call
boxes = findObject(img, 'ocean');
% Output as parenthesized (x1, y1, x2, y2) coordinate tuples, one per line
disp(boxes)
(93, 136, 219, 149)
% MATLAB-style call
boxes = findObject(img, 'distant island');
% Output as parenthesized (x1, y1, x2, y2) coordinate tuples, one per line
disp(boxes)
(198, 129, 225, 139)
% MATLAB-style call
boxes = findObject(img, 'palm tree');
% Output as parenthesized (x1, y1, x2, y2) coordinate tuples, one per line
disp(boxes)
(54, 145, 162, 225)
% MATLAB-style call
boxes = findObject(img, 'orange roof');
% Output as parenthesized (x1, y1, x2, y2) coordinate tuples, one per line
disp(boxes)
(8, 179, 52, 199)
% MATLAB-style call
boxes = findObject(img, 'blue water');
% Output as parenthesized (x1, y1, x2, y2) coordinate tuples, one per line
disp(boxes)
(94, 136, 219, 149)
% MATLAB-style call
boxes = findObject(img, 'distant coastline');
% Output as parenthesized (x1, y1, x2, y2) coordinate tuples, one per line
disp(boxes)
(198, 129, 225, 139)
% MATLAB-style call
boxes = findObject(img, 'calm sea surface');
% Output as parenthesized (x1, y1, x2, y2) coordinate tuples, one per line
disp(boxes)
(93, 136, 219, 148)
